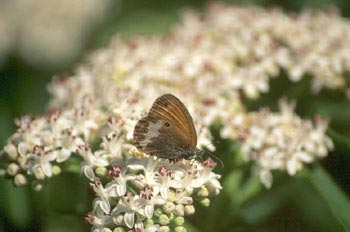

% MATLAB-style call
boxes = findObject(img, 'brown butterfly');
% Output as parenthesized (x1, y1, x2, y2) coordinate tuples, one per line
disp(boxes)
(133, 94, 201, 160)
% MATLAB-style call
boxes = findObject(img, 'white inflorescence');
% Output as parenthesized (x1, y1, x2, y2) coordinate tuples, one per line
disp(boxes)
(241, 100, 333, 188)
(0, 2, 342, 231)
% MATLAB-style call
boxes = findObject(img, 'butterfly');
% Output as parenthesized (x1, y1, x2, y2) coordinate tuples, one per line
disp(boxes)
(133, 94, 201, 160)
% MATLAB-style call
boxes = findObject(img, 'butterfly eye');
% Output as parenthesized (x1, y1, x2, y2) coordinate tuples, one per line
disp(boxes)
(164, 122, 171, 127)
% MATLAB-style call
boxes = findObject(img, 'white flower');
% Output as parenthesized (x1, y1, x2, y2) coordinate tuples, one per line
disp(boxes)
(128, 156, 161, 189)
(105, 165, 131, 197)
(139, 185, 166, 218)
(79, 144, 109, 181)
(27, 146, 57, 179)
(111, 193, 143, 228)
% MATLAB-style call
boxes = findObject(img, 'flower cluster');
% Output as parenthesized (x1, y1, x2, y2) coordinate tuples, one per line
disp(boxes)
(1, 98, 105, 189)
(1, 103, 221, 231)
(180, 3, 350, 95)
(1, 2, 341, 230)
(241, 100, 333, 188)
(87, 156, 220, 232)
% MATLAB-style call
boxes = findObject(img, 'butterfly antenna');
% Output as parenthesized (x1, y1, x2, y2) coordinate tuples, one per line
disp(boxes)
(203, 150, 224, 168)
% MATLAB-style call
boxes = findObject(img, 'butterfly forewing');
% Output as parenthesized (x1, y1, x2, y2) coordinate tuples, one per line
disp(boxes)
(133, 94, 197, 159)
(149, 94, 197, 147)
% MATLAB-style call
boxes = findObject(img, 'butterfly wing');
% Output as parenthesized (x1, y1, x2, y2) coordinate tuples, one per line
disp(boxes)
(148, 94, 197, 148)
(133, 94, 197, 159)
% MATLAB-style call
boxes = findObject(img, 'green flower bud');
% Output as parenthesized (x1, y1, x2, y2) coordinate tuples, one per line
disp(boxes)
(184, 205, 195, 215)
(196, 186, 209, 197)
(4, 144, 18, 160)
(167, 190, 176, 202)
(14, 174, 27, 186)
(173, 204, 184, 216)
(199, 198, 210, 207)
(157, 226, 170, 232)
(163, 201, 175, 214)
(174, 226, 187, 232)
(113, 227, 125, 232)
(52, 165, 61, 175)
(96, 167, 107, 177)
(7, 163, 19, 176)
(154, 208, 163, 217)
(158, 214, 170, 225)
(32, 181, 44, 191)
(168, 213, 174, 221)
(144, 218, 154, 227)
(172, 216, 185, 226)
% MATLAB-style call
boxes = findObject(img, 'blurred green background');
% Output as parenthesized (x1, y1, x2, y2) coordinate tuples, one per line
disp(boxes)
(1, 0, 350, 231)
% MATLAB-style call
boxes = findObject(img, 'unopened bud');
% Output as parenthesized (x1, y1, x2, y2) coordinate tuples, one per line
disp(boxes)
(52, 165, 61, 175)
(163, 202, 175, 214)
(174, 226, 187, 232)
(199, 198, 210, 207)
(172, 216, 185, 226)
(7, 163, 20, 176)
(158, 214, 170, 225)
(167, 190, 176, 202)
(113, 228, 125, 232)
(144, 218, 154, 227)
(196, 186, 209, 197)
(157, 226, 170, 232)
(14, 174, 27, 186)
(4, 144, 18, 160)
(184, 205, 195, 215)
(173, 204, 184, 216)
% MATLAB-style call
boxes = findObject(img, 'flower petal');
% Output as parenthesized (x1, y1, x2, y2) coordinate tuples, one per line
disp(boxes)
(116, 184, 126, 196)
(124, 212, 135, 228)
(42, 163, 53, 177)
(160, 186, 168, 200)
(144, 205, 154, 219)
(83, 165, 95, 181)
(57, 148, 71, 162)
(18, 142, 27, 156)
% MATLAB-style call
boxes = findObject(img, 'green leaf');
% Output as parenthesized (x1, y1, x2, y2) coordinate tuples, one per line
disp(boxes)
(304, 165, 350, 231)
(239, 179, 294, 224)
(222, 169, 243, 197)
(0, 180, 33, 229)
(235, 175, 262, 205)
